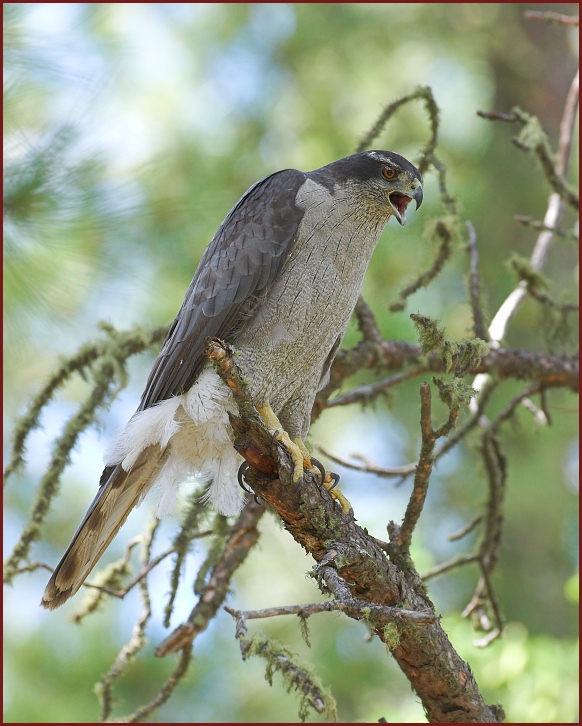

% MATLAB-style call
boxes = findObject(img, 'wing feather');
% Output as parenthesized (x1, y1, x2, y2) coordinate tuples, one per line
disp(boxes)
(139, 168, 307, 410)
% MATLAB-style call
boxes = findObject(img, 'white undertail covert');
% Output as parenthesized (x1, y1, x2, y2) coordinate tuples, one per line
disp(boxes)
(104, 368, 244, 517)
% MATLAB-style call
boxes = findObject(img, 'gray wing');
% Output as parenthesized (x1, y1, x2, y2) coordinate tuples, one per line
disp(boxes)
(139, 168, 307, 410)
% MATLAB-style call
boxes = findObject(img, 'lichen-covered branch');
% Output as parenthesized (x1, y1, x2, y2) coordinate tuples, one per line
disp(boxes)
(202, 339, 502, 723)
(398, 382, 459, 551)
(3, 322, 169, 482)
(164, 489, 214, 627)
(389, 216, 458, 312)
(4, 360, 121, 582)
(356, 85, 439, 172)
(226, 608, 338, 722)
(3, 323, 170, 583)
(155, 499, 264, 657)
(97, 517, 158, 722)
(116, 645, 193, 724)
(313, 340, 578, 421)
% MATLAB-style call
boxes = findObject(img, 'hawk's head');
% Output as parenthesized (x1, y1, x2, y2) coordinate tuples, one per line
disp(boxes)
(310, 150, 423, 226)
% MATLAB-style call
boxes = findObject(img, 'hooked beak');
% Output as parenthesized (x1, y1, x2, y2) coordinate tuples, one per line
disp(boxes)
(388, 184, 423, 226)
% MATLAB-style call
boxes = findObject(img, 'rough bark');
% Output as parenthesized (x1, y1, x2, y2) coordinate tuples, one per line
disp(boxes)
(314, 340, 578, 420)
(203, 339, 504, 723)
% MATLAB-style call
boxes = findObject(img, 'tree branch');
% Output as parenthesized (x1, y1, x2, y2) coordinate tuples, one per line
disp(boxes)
(523, 10, 579, 26)
(198, 339, 503, 723)
(155, 499, 264, 657)
(313, 340, 577, 423)
(479, 69, 579, 347)
(398, 383, 459, 550)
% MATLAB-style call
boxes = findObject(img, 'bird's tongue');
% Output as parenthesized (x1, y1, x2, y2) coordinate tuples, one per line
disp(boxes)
(389, 193, 411, 225)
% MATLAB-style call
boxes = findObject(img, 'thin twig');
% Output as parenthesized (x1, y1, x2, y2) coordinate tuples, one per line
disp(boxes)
(155, 500, 264, 657)
(99, 518, 158, 721)
(466, 221, 488, 341)
(476, 564, 504, 647)
(428, 153, 458, 215)
(448, 516, 484, 542)
(462, 430, 507, 646)
(514, 215, 577, 240)
(422, 554, 479, 581)
(326, 367, 425, 409)
(119, 645, 193, 723)
(524, 10, 579, 26)
(356, 86, 439, 174)
(390, 216, 455, 312)
(488, 382, 542, 431)
(315, 444, 417, 478)
(318, 377, 496, 483)
(225, 600, 435, 626)
(398, 383, 459, 550)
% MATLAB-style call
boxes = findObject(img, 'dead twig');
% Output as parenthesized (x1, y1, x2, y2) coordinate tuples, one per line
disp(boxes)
(326, 367, 425, 409)
(398, 382, 459, 551)
(155, 500, 264, 657)
(225, 599, 435, 627)
(524, 10, 579, 26)
(466, 220, 489, 341)
(480, 70, 578, 348)
(423, 554, 480, 581)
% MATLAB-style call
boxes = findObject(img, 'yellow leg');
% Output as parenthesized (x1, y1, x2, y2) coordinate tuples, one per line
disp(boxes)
(323, 476, 353, 515)
(292, 436, 352, 513)
(292, 437, 313, 469)
(256, 404, 353, 514)
(257, 404, 305, 482)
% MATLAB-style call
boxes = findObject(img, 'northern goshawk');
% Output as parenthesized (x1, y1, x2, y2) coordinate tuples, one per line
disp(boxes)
(42, 150, 423, 609)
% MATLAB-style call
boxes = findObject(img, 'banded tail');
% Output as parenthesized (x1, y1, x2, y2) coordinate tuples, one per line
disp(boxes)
(41, 445, 168, 610)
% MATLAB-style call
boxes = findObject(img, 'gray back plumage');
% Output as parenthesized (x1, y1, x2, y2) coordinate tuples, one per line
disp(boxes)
(139, 169, 307, 409)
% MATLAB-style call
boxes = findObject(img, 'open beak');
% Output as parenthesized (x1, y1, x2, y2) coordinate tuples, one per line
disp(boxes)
(388, 185, 423, 226)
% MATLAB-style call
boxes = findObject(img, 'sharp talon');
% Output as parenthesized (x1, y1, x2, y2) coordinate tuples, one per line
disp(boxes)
(237, 462, 253, 493)
(310, 457, 327, 484)
(328, 472, 340, 491)
(254, 494, 263, 506)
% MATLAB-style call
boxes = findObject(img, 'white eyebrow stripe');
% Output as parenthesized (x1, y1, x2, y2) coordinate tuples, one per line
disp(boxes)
(366, 151, 403, 169)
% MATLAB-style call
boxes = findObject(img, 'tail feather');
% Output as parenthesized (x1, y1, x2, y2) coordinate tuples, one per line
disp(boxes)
(41, 444, 168, 610)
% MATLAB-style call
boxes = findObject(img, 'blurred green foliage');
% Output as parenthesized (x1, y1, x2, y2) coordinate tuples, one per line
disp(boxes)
(3, 3, 578, 723)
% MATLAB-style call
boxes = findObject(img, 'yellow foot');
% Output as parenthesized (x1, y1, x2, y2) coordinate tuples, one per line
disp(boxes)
(292, 436, 315, 471)
(257, 404, 305, 482)
(256, 404, 353, 514)
(323, 473, 353, 515)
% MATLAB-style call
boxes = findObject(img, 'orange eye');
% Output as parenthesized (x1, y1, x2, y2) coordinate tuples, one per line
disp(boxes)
(382, 166, 396, 180)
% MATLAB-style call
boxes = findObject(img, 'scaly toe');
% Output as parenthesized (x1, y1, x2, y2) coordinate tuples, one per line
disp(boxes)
(272, 429, 304, 482)
(323, 473, 352, 515)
